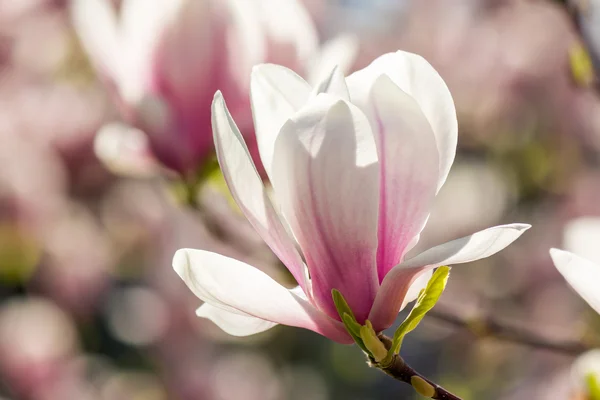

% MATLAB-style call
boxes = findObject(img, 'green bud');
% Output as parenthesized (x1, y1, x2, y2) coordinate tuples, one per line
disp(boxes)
(331, 289, 368, 353)
(411, 376, 436, 398)
(586, 372, 600, 400)
(359, 320, 387, 363)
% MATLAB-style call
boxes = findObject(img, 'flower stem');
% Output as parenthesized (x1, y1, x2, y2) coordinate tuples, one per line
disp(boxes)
(427, 306, 596, 356)
(373, 335, 462, 400)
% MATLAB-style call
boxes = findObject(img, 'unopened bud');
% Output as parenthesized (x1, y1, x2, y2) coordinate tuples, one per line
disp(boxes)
(411, 376, 436, 398)
(359, 320, 387, 362)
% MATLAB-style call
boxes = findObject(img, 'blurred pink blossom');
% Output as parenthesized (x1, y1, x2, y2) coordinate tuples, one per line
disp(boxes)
(71, 0, 329, 176)
(0, 297, 79, 400)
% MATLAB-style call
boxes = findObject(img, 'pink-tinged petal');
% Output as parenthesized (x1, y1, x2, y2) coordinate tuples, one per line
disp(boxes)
(196, 304, 277, 337)
(368, 74, 439, 280)
(271, 94, 380, 322)
(70, 0, 121, 81)
(212, 92, 309, 291)
(346, 50, 457, 192)
(250, 64, 312, 179)
(310, 66, 350, 100)
(152, 0, 215, 105)
(369, 223, 530, 331)
(370, 266, 433, 332)
(174, 249, 352, 343)
(550, 249, 600, 315)
(120, 0, 187, 103)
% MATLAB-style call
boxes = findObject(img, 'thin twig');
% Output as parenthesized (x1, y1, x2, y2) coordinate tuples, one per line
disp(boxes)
(427, 306, 596, 356)
(373, 335, 463, 399)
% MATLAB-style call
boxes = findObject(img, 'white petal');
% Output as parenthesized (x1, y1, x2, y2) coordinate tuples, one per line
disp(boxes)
(223, 0, 267, 92)
(93, 122, 159, 177)
(346, 50, 457, 192)
(224, 0, 318, 91)
(564, 217, 600, 266)
(70, 0, 121, 81)
(173, 249, 351, 343)
(402, 269, 434, 310)
(399, 223, 531, 268)
(212, 92, 309, 291)
(196, 304, 277, 337)
(310, 66, 350, 100)
(258, 0, 319, 65)
(550, 249, 600, 314)
(368, 74, 439, 279)
(196, 284, 311, 336)
(271, 94, 380, 322)
(250, 64, 311, 179)
(307, 34, 359, 86)
(369, 223, 530, 331)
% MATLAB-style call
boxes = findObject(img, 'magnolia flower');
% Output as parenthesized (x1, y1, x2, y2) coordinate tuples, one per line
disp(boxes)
(71, 0, 355, 176)
(550, 217, 600, 316)
(173, 51, 530, 343)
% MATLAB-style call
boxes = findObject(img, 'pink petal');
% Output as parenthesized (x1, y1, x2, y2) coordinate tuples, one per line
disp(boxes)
(271, 94, 380, 322)
(173, 249, 352, 343)
(368, 74, 439, 280)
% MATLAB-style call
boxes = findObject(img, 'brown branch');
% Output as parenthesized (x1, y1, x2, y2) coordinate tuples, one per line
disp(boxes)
(372, 335, 463, 400)
(426, 306, 596, 356)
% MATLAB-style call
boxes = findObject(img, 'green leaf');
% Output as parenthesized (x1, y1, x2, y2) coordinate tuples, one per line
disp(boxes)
(332, 289, 368, 353)
(388, 266, 451, 356)
(342, 313, 362, 338)
(587, 373, 600, 400)
(332, 289, 355, 320)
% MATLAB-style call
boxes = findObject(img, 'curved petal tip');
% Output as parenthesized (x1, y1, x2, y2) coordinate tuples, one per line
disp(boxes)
(172, 248, 192, 278)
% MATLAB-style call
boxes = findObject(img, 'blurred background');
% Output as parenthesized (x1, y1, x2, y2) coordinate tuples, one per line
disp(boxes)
(1, 0, 600, 399)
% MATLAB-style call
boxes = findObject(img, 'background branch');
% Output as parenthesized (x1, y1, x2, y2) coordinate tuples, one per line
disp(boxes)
(427, 306, 597, 356)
